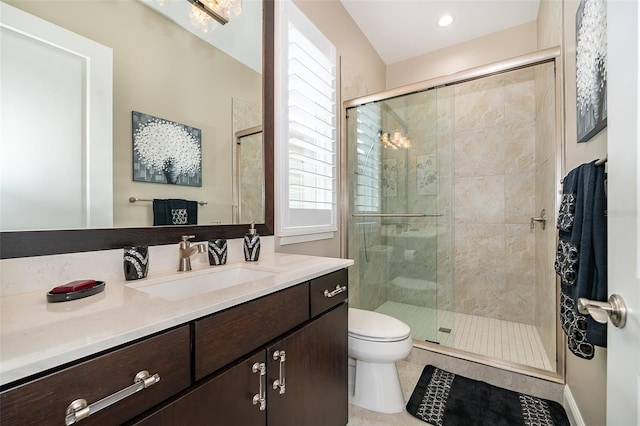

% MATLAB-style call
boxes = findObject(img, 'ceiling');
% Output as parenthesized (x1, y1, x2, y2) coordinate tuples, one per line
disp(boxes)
(140, 0, 263, 73)
(340, 0, 540, 65)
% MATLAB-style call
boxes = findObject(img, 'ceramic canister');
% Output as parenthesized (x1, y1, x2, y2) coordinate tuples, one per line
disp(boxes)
(123, 246, 149, 280)
(208, 239, 228, 265)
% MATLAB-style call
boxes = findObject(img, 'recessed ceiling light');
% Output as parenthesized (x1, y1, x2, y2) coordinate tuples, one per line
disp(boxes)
(438, 14, 454, 27)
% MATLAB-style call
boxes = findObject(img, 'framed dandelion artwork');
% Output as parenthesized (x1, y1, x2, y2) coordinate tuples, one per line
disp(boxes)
(575, 0, 607, 143)
(132, 111, 202, 186)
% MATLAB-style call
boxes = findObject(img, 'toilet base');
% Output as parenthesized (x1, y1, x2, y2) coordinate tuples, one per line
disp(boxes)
(349, 358, 405, 414)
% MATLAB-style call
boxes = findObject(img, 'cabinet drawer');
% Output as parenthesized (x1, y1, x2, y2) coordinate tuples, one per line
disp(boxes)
(0, 326, 191, 426)
(194, 283, 309, 381)
(310, 269, 348, 318)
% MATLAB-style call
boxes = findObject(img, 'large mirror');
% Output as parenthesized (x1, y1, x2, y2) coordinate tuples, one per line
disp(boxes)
(0, 0, 274, 258)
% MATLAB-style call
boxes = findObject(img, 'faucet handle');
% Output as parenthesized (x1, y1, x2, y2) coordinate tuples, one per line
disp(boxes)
(181, 235, 196, 242)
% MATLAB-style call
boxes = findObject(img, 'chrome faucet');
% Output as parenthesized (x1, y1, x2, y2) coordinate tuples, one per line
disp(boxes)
(178, 235, 207, 272)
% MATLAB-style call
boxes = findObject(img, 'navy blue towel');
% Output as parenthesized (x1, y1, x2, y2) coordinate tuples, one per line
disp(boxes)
(556, 160, 607, 359)
(153, 199, 198, 226)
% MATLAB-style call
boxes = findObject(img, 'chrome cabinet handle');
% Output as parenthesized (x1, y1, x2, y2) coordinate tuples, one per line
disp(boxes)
(252, 362, 266, 411)
(64, 370, 160, 425)
(324, 285, 347, 298)
(272, 350, 286, 395)
(578, 294, 627, 328)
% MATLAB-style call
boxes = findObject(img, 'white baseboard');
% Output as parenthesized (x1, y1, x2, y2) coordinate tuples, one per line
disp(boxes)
(564, 385, 586, 426)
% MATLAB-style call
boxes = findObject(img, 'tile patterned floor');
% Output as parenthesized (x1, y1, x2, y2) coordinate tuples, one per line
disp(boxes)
(348, 361, 428, 426)
(375, 301, 554, 371)
(347, 353, 565, 425)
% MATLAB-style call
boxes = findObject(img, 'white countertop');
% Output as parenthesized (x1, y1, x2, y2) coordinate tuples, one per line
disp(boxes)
(0, 253, 353, 387)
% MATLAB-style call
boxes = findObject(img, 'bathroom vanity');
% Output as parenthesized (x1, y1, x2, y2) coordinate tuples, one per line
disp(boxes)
(0, 254, 351, 425)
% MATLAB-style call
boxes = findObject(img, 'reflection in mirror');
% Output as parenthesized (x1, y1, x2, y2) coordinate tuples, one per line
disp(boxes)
(232, 98, 264, 224)
(0, 0, 263, 231)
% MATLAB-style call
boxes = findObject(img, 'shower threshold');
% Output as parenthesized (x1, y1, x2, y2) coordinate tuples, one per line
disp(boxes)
(375, 301, 554, 372)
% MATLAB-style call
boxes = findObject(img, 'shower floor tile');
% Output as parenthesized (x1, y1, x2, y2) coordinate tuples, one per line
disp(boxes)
(375, 301, 554, 371)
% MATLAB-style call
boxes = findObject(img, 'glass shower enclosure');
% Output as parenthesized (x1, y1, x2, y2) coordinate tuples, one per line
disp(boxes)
(345, 60, 558, 373)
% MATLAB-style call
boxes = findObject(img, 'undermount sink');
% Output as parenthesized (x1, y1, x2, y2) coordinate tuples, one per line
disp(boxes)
(127, 265, 278, 301)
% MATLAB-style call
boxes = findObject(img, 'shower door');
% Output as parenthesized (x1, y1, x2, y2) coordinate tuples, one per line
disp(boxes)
(346, 87, 454, 346)
(346, 61, 558, 373)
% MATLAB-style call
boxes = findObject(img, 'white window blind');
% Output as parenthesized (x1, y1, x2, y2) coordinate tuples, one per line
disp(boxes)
(276, 0, 337, 244)
(354, 103, 382, 214)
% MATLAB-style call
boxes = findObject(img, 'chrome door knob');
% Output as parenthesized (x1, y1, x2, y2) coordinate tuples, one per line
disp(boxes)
(577, 294, 627, 328)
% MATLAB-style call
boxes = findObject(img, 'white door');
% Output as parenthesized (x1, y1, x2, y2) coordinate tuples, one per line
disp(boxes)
(0, 3, 113, 231)
(606, 1, 640, 424)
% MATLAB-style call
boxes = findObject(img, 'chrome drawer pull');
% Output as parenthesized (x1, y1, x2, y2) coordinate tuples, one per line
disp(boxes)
(323, 285, 347, 298)
(272, 350, 286, 394)
(252, 362, 267, 411)
(64, 370, 160, 425)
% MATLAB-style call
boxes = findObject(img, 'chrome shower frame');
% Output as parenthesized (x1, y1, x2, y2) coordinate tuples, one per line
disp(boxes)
(340, 47, 565, 383)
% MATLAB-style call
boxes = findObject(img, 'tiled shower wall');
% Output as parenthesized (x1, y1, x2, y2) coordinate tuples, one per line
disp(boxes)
(450, 68, 538, 325)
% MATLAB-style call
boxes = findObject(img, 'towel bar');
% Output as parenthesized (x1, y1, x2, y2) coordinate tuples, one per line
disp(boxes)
(128, 197, 208, 206)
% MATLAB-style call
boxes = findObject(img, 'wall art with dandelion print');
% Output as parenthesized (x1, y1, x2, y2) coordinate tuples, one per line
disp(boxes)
(132, 111, 202, 186)
(575, 0, 607, 143)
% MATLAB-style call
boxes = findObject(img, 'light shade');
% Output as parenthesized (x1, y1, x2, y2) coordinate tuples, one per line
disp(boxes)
(187, 0, 242, 26)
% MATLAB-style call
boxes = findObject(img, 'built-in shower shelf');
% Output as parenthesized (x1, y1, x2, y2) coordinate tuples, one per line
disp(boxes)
(389, 277, 437, 291)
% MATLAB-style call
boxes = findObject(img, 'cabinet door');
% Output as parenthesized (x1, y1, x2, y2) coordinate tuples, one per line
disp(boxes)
(132, 351, 266, 426)
(266, 303, 348, 426)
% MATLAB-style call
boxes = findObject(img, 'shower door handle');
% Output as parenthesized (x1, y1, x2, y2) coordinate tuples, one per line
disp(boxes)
(530, 209, 547, 230)
(577, 294, 627, 328)
(352, 213, 443, 217)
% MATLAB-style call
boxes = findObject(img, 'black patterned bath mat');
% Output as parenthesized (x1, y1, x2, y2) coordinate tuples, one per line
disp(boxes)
(406, 365, 570, 426)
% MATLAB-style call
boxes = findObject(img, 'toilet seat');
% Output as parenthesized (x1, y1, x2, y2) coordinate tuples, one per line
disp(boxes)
(348, 308, 411, 342)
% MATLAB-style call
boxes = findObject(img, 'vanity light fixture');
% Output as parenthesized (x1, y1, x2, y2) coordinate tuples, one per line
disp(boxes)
(438, 14, 454, 27)
(187, 0, 242, 31)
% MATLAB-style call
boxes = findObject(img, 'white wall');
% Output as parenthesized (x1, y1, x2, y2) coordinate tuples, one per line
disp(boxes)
(386, 21, 538, 89)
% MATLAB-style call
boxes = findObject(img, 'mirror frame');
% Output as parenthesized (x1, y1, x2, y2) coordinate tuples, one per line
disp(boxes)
(0, 0, 274, 259)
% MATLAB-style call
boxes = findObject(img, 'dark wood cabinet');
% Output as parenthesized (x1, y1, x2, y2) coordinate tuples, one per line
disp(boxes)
(194, 283, 309, 381)
(0, 326, 191, 426)
(1, 269, 348, 426)
(132, 351, 267, 426)
(133, 304, 348, 426)
(267, 303, 348, 426)
(309, 269, 348, 318)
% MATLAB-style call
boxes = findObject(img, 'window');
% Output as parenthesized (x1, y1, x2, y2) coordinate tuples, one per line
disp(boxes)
(276, 0, 337, 244)
(354, 103, 382, 214)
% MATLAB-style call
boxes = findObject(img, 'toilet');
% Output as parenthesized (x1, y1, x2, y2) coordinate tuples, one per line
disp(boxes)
(348, 308, 413, 413)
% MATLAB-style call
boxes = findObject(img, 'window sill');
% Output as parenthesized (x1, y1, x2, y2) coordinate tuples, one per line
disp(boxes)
(278, 231, 335, 246)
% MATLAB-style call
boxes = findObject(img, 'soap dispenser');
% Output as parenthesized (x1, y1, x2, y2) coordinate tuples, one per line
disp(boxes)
(243, 222, 260, 262)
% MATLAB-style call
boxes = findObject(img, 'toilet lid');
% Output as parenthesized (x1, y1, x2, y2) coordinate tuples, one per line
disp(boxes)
(348, 308, 411, 341)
